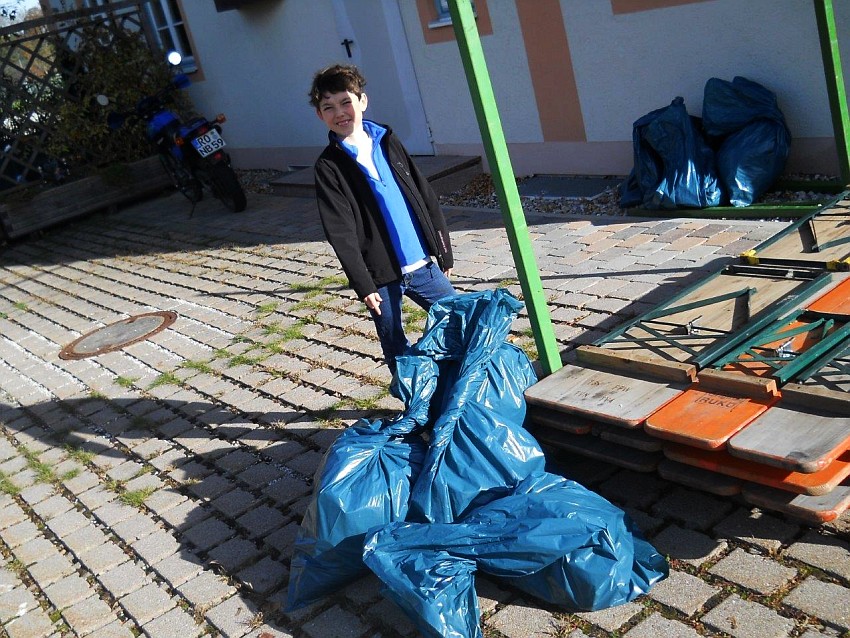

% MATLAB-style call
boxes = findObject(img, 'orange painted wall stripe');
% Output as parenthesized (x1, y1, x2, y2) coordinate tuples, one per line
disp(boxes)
(611, 0, 714, 14)
(515, 0, 585, 142)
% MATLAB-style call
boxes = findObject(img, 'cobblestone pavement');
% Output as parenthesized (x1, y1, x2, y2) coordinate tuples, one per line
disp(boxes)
(1, 190, 849, 638)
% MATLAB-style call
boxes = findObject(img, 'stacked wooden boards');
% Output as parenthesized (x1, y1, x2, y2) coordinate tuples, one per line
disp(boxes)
(525, 199, 850, 524)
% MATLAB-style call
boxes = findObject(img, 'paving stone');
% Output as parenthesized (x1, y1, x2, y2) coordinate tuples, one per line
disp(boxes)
(488, 601, 559, 638)
(120, 582, 176, 626)
(244, 624, 294, 638)
(99, 560, 151, 598)
(30, 493, 73, 520)
(783, 577, 850, 631)
(237, 504, 286, 539)
(91, 620, 136, 638)
(156, 499, 212, 532)
(0, 587, 40, 624)
(131, 530, 180, 565)
(17, 483, 54, 507)
(45, 509, 90, 538)
(713, 508, 798, 553)
(142, 605, 204, 638)
(262, 476, 312, 506)
(211, 488, 259, 518)
(143, 487, 187, 515)
(1, 520, 40, 548)
(784, 530, 850, 582)
(26, 552, 76, 587)
(623, 612, 701, 637)
(576, 601, 642, 633)
(597, 470, 668, 509)
(13, 537, 56, 567)
(111, 513, 159, 542)
(151, 552, 204, 588)
(4, 606, 57, 638)
(652, 524, 728, 568)
(647, 568, 719, 616)
(178, 570, 235, 607)
(364, 597, 417, 637)
(62, 594, 116, 635)
(302, 604, 369, 638)
(237, 556, 287, 595)
(43, 573, 95, 609)
(78, 540, 129, 573)
(702, 593, 795, 638)
(709, 548, 797, 595)
(183, 517, 235, 552)
(207, 537, 262, 572)
(205, 593, 261, 638)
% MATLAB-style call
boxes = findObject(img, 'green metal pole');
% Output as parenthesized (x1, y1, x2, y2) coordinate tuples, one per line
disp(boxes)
(814, 0, 850, 185)
(447, 0, 562, 375)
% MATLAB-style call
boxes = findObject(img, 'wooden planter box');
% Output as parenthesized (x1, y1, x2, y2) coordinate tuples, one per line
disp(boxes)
(0, 155, 171, 240)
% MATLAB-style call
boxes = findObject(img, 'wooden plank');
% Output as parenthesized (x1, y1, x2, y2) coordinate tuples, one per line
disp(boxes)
(592, 422, 664, 452)
(645, 380, 779, 449)
(526, 406, 592, 434)
(742, 480, 850, 524)
(534, 426, 662, 472)
(727, 400, 850, 473)
(664, 444, 850, 495)
(576, 345, 696, 384)
(807, 276, 850, 314)
(524, 362, 689, 428)
(657, 459, 742, 496)
(746, 208, 850, 269)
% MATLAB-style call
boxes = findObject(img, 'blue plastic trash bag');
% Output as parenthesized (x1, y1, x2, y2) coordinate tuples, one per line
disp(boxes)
(286, 417, 428, 610)
(620, 97, 721, 210)
(404, 289, 545, 523)
(703, 76, 790, 206)
(363, 471, 669, 638)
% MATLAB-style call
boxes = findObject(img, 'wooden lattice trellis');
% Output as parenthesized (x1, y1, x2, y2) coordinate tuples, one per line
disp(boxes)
(0, 0, 156, 193)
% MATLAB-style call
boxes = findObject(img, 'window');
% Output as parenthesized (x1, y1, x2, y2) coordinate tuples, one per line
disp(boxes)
(430, 0, 475, 29)
(144, 0, 195, 72)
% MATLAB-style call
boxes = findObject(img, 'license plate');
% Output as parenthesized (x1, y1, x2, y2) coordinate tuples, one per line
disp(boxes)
(191, 129, 226, 157)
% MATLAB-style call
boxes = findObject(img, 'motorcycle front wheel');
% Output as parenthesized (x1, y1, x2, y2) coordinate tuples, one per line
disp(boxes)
(160, 153, 202, 204)
(207, 163, 247, 213)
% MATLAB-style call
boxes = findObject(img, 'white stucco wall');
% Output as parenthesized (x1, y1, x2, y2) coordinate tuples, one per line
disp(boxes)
(181, 0, 850, 175)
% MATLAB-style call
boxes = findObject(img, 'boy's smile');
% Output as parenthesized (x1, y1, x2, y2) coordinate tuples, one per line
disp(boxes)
(317, 90, 368, 143)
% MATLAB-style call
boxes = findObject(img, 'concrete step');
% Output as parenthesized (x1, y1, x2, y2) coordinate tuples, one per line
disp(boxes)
(269, 155, 482, 198)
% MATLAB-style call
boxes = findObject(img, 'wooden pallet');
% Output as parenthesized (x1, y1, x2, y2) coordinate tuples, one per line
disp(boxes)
(532, 425, 662, 473)
(664, 444, 850, 496)
(741, 479, 850, 524)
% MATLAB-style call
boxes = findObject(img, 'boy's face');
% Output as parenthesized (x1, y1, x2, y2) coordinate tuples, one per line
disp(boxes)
(316, 90, 368, 141)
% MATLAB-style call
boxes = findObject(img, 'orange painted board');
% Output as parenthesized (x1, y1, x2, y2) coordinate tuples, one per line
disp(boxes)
(742, 479, 850, 524)
(727, 401, 850, 473)
(807, 276, 850, 314)
(524, 363, 689, 428)
(645, 384, 779, 449)
(663, 444, 850, 496)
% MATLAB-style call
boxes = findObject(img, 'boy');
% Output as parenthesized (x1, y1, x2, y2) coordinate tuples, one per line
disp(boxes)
(309, 64, 457, 375)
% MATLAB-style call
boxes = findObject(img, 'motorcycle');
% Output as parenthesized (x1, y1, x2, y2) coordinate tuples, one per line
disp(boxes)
(104, 53, 247, 213)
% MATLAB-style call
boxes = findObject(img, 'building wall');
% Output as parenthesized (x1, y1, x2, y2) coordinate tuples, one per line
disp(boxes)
(182, 0, 850, 177)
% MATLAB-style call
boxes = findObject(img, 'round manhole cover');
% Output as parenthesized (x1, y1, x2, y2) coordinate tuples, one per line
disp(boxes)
(59, 311, 177, 360)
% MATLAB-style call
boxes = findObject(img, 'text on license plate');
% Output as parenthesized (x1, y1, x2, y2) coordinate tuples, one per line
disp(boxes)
(191, 130, 226, 157)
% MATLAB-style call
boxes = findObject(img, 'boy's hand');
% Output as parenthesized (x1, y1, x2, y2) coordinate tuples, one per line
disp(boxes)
(364, 292, 383, 315)
(444, 268, 452, 279)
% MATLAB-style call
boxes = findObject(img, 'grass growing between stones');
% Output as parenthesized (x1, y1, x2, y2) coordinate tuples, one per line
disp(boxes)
(0, 470, 19, 495)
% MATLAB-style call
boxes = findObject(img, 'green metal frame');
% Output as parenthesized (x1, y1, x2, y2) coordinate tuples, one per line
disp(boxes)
(593, 264, 833, 368)
(709, 309, 850, 384)
(448, 0, 561, 374)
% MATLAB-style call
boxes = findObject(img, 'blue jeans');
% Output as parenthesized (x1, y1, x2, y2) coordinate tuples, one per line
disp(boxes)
(370, 261, 457, 373)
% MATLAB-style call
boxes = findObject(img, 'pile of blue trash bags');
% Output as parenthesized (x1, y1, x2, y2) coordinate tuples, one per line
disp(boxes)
(286, 289, 668, 638)
(620, 76, 791, 210)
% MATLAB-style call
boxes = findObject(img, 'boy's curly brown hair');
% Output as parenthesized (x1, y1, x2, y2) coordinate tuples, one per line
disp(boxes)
(309, 64, 367, 108)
